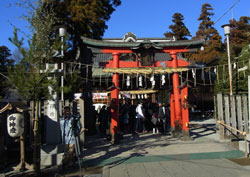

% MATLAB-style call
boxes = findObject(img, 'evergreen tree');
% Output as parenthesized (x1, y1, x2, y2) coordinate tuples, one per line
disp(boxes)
(190, 3, 223, 64)
(215, 16, 250, 94)
(164, 12, 191, 40)
(7, 1, 60, 173)
(8, 2, 59, 101)
(43, 0, 121, 39)
(229, 16, 250, 57)
(0, 46, 14, 98)
(39, 0, 121, 95)
(0, 46, 14, 72)
(234, 44, 250, 92)
(215, 44, 250, 93)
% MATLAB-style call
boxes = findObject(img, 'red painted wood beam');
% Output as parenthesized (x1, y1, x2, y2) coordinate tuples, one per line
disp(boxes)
(162, 48, 190, 53)
(101, 49, 133, 54)
(170, 93, 175, 129)
(101, 48, 191, 54)
(170, 52, 182, 131)
(110, 53, 120, 143)
(181, 86, 189, 133)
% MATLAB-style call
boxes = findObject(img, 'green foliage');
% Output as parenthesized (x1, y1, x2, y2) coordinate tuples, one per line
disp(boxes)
(190, 3, 223, 64)
(215, 16, 250, 93)
(7, 1, 60, 101)
(38, 0, 121, 97)
(229, 16, 250, 57)
(63, 72, 84, 99)
(234, 44, 250, 92)
(43, 0, 121, 39)
(195, 3, 215, 40)
(0, 46, 14, 98)
(164, 12, 191, 40)
(0, 46, 14, 72)
(8, 64, 56, 100)
(215, 44, 250, 93)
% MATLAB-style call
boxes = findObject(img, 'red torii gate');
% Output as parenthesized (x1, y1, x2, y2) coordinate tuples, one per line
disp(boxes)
(81, 35, 204, 143)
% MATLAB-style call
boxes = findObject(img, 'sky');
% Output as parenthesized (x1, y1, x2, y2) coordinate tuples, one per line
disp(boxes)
(0, 0, 250, 54)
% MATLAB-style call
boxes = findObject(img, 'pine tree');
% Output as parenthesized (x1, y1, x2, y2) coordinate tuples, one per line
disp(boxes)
(190, 3, 223, 64)
(0, 46, 13, 70)
(0, 46, 14, 98)
(215, 16, 250, 94)
(229, 16, 250, 57)
(40, 0, 121, 95)
(215, 44, 250, 93)
(164, 13, 191, 40)
(8, 2, 59, 172)
(8, 2, 59, 101)
(234, 44, 250, 92)
(43, 0, 121, 39)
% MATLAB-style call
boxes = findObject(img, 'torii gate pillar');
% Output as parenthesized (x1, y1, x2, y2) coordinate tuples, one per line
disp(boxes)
(170, 52, 183, 135)
(110, 53, 120, 144)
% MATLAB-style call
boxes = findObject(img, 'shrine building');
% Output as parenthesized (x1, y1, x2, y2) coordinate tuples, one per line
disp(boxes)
(81, 32, 204, 143)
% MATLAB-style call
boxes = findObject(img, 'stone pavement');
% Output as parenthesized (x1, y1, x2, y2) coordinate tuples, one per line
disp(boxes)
(81, 119, 250, 177)
(102, 159, 250, 177)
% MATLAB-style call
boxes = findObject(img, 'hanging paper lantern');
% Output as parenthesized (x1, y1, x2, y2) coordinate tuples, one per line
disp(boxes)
(7, 113, 24, 137)
(126, 75, 130, 87)
(145, 94, 148, 99)
(138, 94, 141, 99)
(233, 63, 236, 69)
(192, 69, 196, 79)
(150, 75, 155, 87)
(141, 94, 144, 99)
(139, 75, 143, 87)
(161, 75, 166, 85)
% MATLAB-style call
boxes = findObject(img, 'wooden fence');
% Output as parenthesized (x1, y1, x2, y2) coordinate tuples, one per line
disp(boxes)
(215, 93, 249, 138)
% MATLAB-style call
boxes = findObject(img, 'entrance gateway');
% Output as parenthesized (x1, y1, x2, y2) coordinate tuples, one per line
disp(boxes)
(81, 33, 204, 143)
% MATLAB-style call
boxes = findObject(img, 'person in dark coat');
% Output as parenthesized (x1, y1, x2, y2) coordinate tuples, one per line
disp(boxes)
(98, 105, 109, 135)
(158, 103, 167, 134)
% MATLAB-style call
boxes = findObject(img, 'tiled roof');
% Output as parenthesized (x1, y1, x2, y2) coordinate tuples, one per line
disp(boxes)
(81, 36, 204, 49)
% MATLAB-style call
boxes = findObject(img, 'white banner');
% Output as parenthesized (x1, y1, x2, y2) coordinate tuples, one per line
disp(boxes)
(92, 92, 108, 99)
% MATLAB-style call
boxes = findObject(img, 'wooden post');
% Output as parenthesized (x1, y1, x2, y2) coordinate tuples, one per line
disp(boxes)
(14, 132, 32, 171)
(214, 96, 217, 120)
(79, 99, 85, 147)
(236, 95, 243, 132)
(242, 95, 249, 133)
(33, 100, 41, 174)
(248, 76, 250, 132)
(20, 135, 25, 169)
(230, 95, 237, 134)
(217, 93, 225, 139)
(224, 95, 230, 136)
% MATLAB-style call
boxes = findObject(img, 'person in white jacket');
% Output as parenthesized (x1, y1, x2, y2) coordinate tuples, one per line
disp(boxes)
(135, 102, 144, 133)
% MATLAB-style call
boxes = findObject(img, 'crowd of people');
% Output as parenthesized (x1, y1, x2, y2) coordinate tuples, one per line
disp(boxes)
(96, 99, 170, 136)
(59, 100, 170, 167)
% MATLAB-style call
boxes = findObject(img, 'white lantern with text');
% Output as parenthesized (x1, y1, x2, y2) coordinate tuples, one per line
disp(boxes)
(7, 113, 24, 137)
